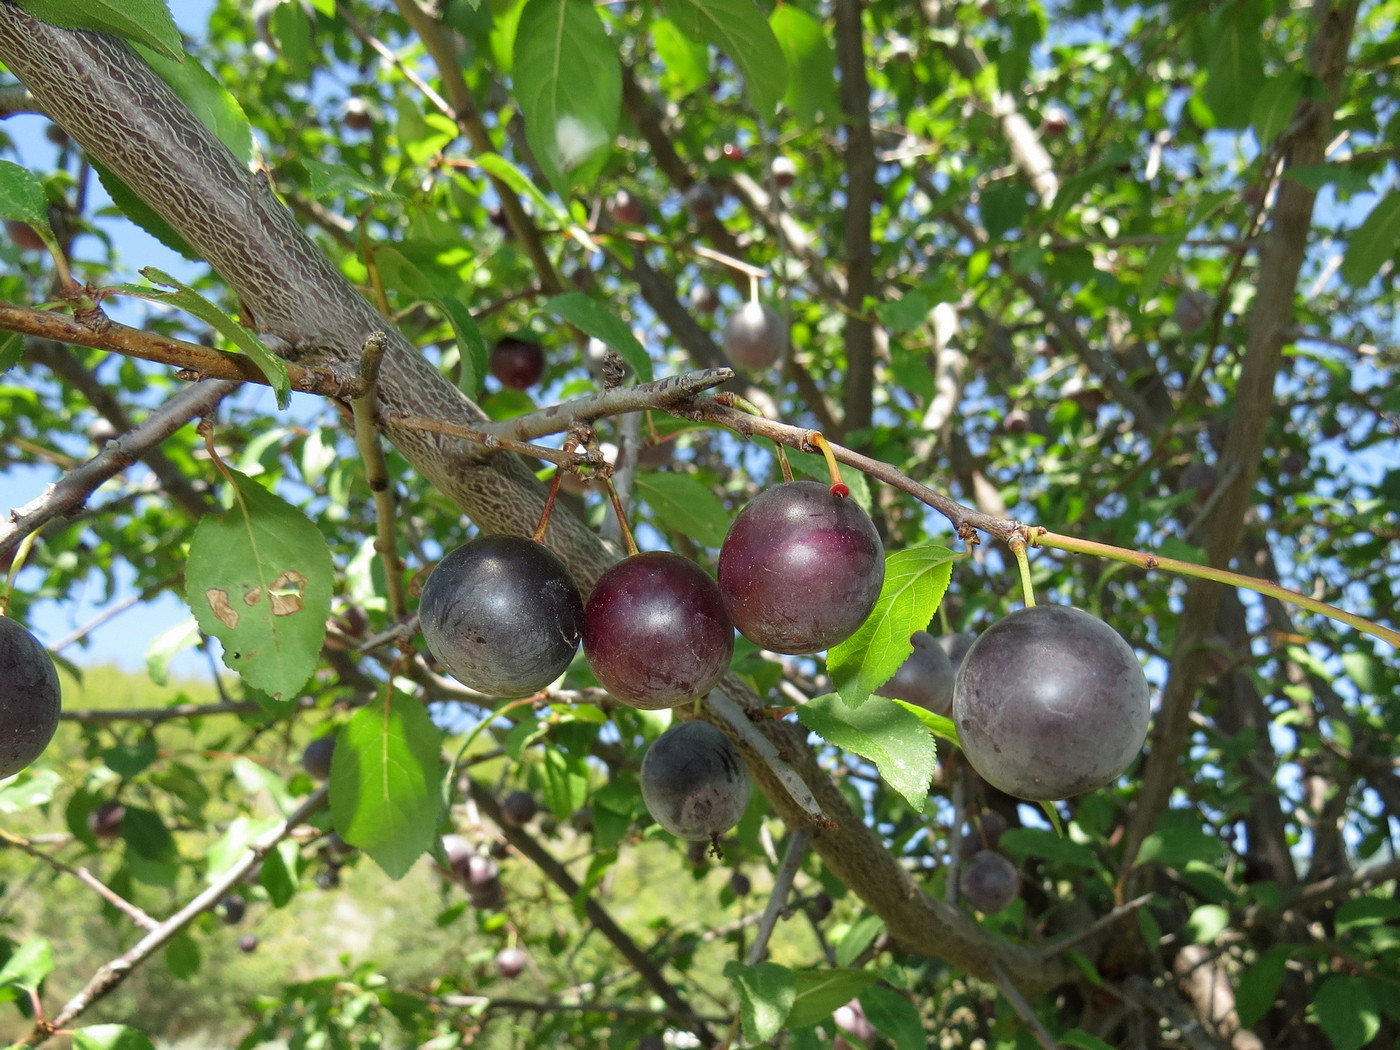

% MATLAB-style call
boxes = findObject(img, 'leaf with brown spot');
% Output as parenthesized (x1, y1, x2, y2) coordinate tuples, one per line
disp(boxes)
(186, 468, 332, 707)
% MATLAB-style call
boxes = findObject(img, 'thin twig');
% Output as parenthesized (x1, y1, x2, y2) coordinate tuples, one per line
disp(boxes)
(0, 829, 159, 931)
(0, 302, 368, 397)
(0, 379, 240, 563)
(1039, 893, 1155, 959)
(991, 962, 1062, 1049)
(745, 829, 812, 966)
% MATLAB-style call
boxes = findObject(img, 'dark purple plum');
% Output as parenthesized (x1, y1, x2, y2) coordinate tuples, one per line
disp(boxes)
(301, 734, 336, 780)
(0, 616, 61, 779)
(718, 481, 884, 655)
(640, 721, 750, 842)
(489, 336, 545, 389)
(582, 552, 734, 709)
(88, 800, 126, 840)
(500, 790, 538, 828)
(722, 302, 787, 371)
(218, 893, 247, 925)
(959, 849, 1021, 912)
(419, 536, 583, 698)
(874, 631, 955, 715)
(494, 946, 528, 979)
(952, 605, 1150, 800)
(937, 632, 977, 671)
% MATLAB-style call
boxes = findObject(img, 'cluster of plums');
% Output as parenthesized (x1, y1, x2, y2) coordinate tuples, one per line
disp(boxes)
(418, 479, 881, 838)
(418, 479, 884, 709)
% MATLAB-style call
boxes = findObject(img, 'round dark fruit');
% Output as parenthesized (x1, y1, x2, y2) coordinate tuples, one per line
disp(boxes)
(1173, 290, 1210, 332)
(441, 834, 473, 879)
(340, 97, 372, 132)
(807, 892, 833, 921)
(489, 336, 546, 390)
(315, 867, 340, 890)
(959, 849, 1021, 912)
(464, 853, 500, 891)
(722, 301, 787, 371)
(582, 552, 734, 710)
(494, 946, 528, 979)
(973, 809, 1008, 849)
(937, 633, 977, 671)
(88, 801, 126, 840)
(640, 721, 750, 842)
(874, 631, 955, 715)
(238, 934, 259, 953)
(419, 535, 583, 698)
(606, 188, 647, 226)
(729, 871, 751, 896)
(683, 182, 719, 221)
(0, 617, 62, 779)
(219, 893, 246, 925)
(770, 156, 797, 188)
(5, 220, 46, 253)
(718, 481, 884, 655)
(500, 790, 538, 828)
(952, 605, 1150, 800)
(301, 734, 336, 780)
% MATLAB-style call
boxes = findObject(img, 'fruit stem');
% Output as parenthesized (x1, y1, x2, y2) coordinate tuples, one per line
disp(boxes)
(807, 431, 848, 498)
(1009, 538, 1036, 608)
(601, 477, 641, 557)
(533, 469, 564, 544)
(774, 441, 794, 483)
(748, 273, 759, 304)
(1035, 529, 1400, 649)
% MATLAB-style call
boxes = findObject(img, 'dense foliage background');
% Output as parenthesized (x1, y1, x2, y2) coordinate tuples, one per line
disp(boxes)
(1, 0, 1397, 1047)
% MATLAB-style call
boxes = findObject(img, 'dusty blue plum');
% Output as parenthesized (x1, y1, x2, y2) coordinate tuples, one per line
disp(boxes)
(419, 536, 583, 698)
(640, 721, 750, 842)
(0, 617, 61, 779)
(953, 605, 1149, 800)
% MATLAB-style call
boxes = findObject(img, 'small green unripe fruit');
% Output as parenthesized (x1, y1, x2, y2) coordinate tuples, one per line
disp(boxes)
(0, 617, 61, 779)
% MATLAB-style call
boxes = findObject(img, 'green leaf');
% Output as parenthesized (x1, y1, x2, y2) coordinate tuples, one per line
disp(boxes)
(828, 545, 956, 707)
(889, 701, 960, 746)
(301, 159, 401, 203)
(787, 968, 879, 1029)
(833, 914, 885, 969)
(660, 0, 787, 119)
(634, 471, 731, 547)
(0, 159, 51, 232)
(1250, 73, 1303, 146)
(769, 5, 838, 124)
(329, 691, 444, 879)
(185, 467, 334, 700)
(259, 840, 299, 907)
(163, 929, 201, 980)
(1000, 826, 1102, 870)
(1185, 903, 1230, 943)
(132, 268, 290, 407)
(1139, 235, 1183, 299)
(797, 693, 937, 811)
(122, 807, 176, 861)
(1235, 944, 1288, 1028)
(0, 768, 61, 813)
(0, 939, 53, 994)
(1340, 190, 1400, 287)
(432, 295, 488, 399)
(541, 747, 590, 819)
(650, 16, 710, 98)
(15, 0, 182, 62)
(1133, 813, 1225, 870)
(513, 0, 620, 193)
(543, 291, 652, 382)
(723, 960, 795, 1044)
(0, 331, 22, 375)
(132, 44, 254, 167)
(860, 983, 926, 1050)
(1309, 976, 1380, 1050)
(1203, 12, 1263, 128)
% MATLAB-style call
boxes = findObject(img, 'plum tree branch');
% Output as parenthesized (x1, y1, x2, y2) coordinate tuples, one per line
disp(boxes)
(0, 378, 239, 564)
(0, 301, 371, 397)
(0, 829, 159, 931)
